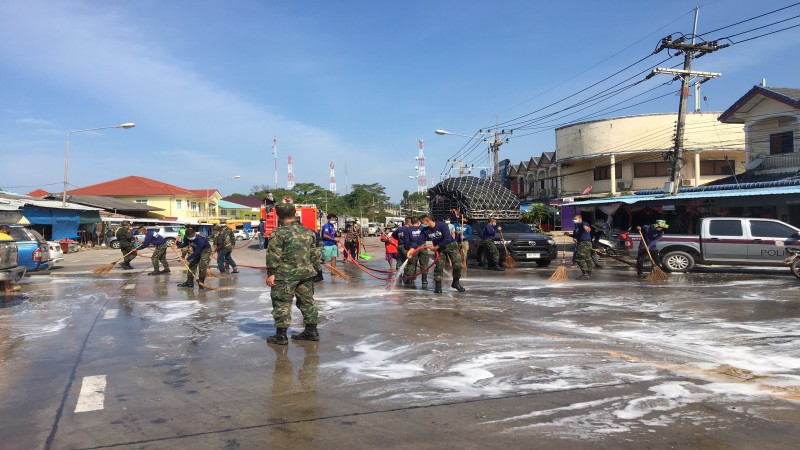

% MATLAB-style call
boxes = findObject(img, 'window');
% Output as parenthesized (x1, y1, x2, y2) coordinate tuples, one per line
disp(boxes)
(134, 199, 148, 205)
(634, 162, 670, 178)
(190, 202, 198, 211)
(175, 199, 183, 210)
(770, 131, 794, 155)
(700, 160, 736, 176)
(750, 220, 797, 238)
(709, 220, 743, 236)
(593, 164, 621, 181)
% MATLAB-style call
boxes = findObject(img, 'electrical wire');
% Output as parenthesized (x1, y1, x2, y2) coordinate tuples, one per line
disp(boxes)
(697, 1, 800, 36)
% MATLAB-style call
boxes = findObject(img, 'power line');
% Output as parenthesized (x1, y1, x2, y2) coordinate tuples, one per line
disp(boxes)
(698, 1, 800, 36)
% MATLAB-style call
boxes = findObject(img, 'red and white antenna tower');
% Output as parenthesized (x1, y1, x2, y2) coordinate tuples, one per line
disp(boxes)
(287, 156, 295, 190)
(329, 161, 337, 193)
(415, 139, 427, 194)
(272, 135, 278, 189)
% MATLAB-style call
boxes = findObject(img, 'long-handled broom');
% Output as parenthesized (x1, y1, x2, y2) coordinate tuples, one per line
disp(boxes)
(638, 229, 669, 282)
(548, 233, 569, 282)
(169, 245, 217, 290)
(324, 263, 350, 281)
(498, 230, 517, 269)
(92, 248, 138, 274)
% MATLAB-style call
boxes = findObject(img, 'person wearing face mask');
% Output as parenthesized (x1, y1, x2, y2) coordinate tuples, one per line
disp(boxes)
(568, 214, 594, 278)
(175, 227, 212, 289)
(115, 221, 137, 270)
(636, 219, 668, 278)
(480, 218, 504, 271)
(321, 214, 339, 269)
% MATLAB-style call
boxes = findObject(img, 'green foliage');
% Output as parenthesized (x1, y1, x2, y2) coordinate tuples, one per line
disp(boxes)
(521, 204, 552, 226)
(247, 182, 392, 220)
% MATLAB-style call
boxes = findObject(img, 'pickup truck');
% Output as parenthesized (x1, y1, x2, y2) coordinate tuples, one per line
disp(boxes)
(469, 221, 558, 267)
(0, 240, 27, 285)
(624, 217, 800, 272)
(5, 225, 52, 272)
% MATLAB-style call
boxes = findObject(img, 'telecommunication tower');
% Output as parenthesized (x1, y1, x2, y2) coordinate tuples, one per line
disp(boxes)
(287, 156, 295, 190)
(272, 135, 278, 189)
(329, 161, 337, 193)
(415, 139, 427, 194)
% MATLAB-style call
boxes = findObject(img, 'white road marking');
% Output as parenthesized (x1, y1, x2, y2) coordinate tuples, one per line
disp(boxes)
(123, 284, 136, 290)
(103, 309, 118, 319)
(74, 375, 107, 412)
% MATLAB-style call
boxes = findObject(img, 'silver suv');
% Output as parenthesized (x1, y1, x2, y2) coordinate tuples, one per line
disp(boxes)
(134, 226, 180, 247)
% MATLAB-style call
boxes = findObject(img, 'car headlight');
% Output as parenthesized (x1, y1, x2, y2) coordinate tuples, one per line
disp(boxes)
(547, 239, 555, 245)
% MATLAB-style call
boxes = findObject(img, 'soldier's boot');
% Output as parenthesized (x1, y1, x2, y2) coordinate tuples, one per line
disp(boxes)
(177, 278, 194, 288)
(451, 277, 466, 292)
(421, 274, 428, 287)
(491, 265, 505, 271)
(197, 277, 208, 291)
(122, 262, 134, 270)
(434, 281, 443, 293)
(291, 324, 320, 341)
(580, 271, 591, 279)
(403, 276, 415, 286)
(147, 268, 161, 275)
(160, 267, 171, 274)
(268, 328, 289, 345)
(313, 270, 324, 282)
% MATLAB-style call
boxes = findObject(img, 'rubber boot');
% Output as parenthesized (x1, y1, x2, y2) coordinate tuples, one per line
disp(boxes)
(197, 277, 207, 291)
(268, 327, 289, 345)
(491, 265, 505, 271)
(122, 262, 134, 270)
(421, 274, 428, 287)
(291, 324, 320, 341)
(177, 278, 194, 288)
(147, 269, 161, 276)
(434, 281, 442, 293)
(451, 277, 466, 292)
(161, 268, 171, 274)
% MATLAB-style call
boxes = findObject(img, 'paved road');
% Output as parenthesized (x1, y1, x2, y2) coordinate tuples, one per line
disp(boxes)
(2, 243, 800, 449)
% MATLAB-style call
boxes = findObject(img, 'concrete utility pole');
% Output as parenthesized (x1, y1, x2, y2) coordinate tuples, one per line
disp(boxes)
(484, 118, 512, 182)
(649, 7, 726, 194)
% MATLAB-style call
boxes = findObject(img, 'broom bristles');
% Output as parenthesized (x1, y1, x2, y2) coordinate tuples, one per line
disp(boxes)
(324, 263, 350, 281)
(646, 265, 670, 282)
(91, 263, 116, 275)
(548, 264, 569, 282)
(504, 254, 517, 268)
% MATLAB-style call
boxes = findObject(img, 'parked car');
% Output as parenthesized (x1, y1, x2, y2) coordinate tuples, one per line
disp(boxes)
(234, 229, 251, 241)
(4, 225, 52, 271)
(468, 221, 557, 267)
(0, 239, 27, 284)
(132, 226, 180, 247)
(622, 217, 800, 272)
(367, 222, 379, 236)
(46, 241, 64, 265)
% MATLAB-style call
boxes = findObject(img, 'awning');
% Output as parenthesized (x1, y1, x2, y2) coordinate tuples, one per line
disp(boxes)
(21, 206, 81, 240)
(79, 210, 102, 224)
(567, 184, 800, 208)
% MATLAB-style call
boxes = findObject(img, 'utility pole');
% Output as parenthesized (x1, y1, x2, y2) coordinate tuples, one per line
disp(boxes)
(649, 7, 726, 194)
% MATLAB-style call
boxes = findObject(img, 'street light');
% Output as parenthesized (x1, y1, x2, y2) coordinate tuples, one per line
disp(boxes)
(206, 175, 241, 220)
(62, 122, 136, 206)
(435, 127, 510, 181)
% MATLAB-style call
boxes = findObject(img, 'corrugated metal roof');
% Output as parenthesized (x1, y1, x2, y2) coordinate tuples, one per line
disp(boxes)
(0, 195, 103, 211)
(568, 184, 800, 207)
(218, 200, 253, 209)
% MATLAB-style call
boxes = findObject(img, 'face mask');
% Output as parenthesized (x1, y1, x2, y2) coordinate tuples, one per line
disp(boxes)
(572, 219, 581, 224)
(187, 236, 196, 241)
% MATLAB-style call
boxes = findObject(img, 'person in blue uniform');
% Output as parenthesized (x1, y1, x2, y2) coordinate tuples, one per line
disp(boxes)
(402, 217, 430, 287)
(420, 215, 464, 293)
(636, 220, 668, 278)
(136, 226, 170, 275)
(175, 228, 212, 289)
(391, 217, 412, 268)
(569, 214, 594, 278)
(480, 218, 504, 271)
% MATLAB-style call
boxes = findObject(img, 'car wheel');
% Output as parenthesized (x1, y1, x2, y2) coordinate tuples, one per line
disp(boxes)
(165, 238, 176, 246)
(661, 251, 695, 272)
(236, 236, 244, 241)
(111, 240, 120, 249)
(790, 259, 800, 279)
(536, 259, 551, 267)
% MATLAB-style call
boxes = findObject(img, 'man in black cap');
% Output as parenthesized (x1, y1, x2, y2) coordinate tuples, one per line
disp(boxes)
(115, 221, 137, 270)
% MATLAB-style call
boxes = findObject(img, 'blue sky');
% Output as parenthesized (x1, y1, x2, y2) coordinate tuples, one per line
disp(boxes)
(1, 0, 798, 201)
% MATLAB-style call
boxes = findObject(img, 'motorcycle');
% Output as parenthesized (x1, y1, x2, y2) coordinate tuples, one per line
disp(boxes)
(774, 241, 800, 279)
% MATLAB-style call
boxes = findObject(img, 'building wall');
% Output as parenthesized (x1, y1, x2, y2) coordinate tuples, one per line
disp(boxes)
(110, 195, 204, 221)
(743, 100, 800, 164)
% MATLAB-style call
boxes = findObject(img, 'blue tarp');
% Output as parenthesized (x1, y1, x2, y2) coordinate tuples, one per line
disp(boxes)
(21, 206, 80, 240)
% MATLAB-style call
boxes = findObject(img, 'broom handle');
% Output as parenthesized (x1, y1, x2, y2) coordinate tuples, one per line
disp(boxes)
(638, 229, 657, 265)
(113, 247, 138, 264)
(499, 230, 511, 253)
(170, 245, 203, 284)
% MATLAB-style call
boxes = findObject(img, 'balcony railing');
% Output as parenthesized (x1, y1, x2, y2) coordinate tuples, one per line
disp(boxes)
(757, 152, 800, 170)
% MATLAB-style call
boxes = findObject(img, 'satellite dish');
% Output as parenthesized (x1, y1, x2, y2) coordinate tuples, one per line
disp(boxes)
(581, 185, 593, 195)
(746, 158, 763, 170)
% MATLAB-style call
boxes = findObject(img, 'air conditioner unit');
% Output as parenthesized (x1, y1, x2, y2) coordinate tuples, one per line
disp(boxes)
(617, 181, 632, 189)
(681, 180, 693, 187)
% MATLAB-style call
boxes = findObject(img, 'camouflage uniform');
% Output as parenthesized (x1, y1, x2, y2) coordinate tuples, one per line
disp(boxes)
(151, 243, 169, 271)
(115, 226, 136, 265)
(433, 242, 463, 282)
(480, 238, 500, 267)
(405, 248, 430, 279)
(215, 227, 237, 273)
(188, 246, 211, 279)
(574, 241, 594, 272)
(265, 221, 322, 328)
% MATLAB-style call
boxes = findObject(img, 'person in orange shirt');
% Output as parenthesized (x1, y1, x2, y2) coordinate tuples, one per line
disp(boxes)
(380, 230, 398, 270)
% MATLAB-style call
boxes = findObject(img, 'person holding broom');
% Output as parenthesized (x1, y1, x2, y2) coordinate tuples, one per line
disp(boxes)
(636, 219, 668, 278)
(136, 226, 170, 275)
(479, 218, 504, 271)
(569, 214, 594, 278)
(175, 228, 212, 290)
(265, 203, 322, 345)
(115, 221, 137, 270)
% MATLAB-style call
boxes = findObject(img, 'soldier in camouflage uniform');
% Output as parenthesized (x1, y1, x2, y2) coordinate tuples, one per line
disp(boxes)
(175, 228, 212, 289)
(570, 214, 595, 278)
(115, 221, 137, 270)
(265, 203, 322, 345)
(420, 215, 465, 293)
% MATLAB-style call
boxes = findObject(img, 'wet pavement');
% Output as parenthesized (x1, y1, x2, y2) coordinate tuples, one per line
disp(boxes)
(1, 245, 800, 449)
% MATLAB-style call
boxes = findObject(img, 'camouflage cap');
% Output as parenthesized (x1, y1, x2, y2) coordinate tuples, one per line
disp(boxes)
(275, 202, 296, 218)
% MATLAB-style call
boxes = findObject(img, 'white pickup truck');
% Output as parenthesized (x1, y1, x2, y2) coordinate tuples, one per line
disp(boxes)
(624, 217, 800, 272)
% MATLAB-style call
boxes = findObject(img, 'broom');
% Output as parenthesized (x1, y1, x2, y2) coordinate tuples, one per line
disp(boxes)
(169, 245, 217, 290)
(638, 229, 669, 282)
(324, 263, 350, 281)
(548, 233, 569, 282)
(92, 248, 138, 274)
(498, 230, 517, 268)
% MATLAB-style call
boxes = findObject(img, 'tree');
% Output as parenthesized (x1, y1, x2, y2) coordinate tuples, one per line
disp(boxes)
(521, 204, 553, 228)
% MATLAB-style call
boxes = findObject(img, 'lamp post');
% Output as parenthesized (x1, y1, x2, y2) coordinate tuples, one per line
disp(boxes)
(206, 175, 241, 220)
(63, 122, 135, 206)
(435, 128, 510, 181)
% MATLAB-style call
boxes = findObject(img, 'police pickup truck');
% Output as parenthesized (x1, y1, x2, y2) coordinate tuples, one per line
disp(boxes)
(624, 217, 800, 272)
(0, 240, 27, 285)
